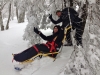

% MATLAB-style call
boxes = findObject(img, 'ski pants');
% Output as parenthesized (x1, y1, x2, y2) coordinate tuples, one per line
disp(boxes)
(74, 22, 85, 45)
(66, 28, 72, 44)
(14, 44, 50, 62)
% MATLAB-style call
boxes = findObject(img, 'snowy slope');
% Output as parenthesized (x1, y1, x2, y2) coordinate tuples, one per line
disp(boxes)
(0, 18, 73, 75)
(33, 47, 73, 75)
(19, 47, 73, 75)
(0, 18, 28, 75)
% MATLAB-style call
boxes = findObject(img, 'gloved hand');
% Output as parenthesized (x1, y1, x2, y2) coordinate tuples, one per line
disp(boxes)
(49, 14, 52, 19)
(34, 27, 40, 34)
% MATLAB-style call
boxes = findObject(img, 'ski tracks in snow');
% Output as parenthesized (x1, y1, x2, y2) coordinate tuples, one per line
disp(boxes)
(19, 47, 73, 75)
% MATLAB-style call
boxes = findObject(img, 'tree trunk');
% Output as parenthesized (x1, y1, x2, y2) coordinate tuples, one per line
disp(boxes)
(69, 0, 73, 7)
(6, 3, 11, 30)
(11, 1, 14, 20)
(80, 0, 88, 30)
(18, 10, 25, 23)
(63, 0, 67, 8)
(16, 7, 18, 20)
(0, 10, 4, 31)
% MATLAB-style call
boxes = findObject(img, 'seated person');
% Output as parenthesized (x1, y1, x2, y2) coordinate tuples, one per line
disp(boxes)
(13, 25, 64, 62)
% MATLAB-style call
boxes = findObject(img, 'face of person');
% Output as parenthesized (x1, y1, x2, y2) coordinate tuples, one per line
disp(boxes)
(53, 27, 58, 33)
(56, 12, 61, 17)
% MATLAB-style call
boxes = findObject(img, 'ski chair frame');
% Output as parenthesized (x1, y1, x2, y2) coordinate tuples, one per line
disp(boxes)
(12, 26, 72, 64)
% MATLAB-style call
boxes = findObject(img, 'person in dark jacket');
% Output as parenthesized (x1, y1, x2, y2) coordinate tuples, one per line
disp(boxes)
(13, 25, 64, 62)
(49, 7, 84, 47)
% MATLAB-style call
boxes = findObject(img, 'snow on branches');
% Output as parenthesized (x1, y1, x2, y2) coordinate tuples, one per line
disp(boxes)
(61, 1, 100, 75)
(23, 0, 65, 46)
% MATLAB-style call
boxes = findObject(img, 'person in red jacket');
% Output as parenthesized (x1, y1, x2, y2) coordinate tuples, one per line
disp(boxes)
(13, 25, 64, 62)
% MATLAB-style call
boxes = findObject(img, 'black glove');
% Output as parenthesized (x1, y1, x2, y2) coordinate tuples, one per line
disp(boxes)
(34, 27, 39, 34)
(49, 14, 52, 19)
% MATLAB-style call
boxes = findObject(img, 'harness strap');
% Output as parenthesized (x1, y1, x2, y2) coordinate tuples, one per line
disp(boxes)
(62, 26, 72, 43)
(43, 43, 50, 49)
(33, 45, 39, 53)
(44, 42, 58, 52)
(47, 41, 57, 52)
(50, 36, 58, 52)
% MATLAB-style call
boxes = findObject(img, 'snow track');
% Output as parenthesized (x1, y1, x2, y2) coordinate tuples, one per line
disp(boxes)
(19, 47, 73, 75)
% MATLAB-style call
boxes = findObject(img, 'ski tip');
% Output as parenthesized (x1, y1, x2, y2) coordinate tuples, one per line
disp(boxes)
(14, 67, 22, 71)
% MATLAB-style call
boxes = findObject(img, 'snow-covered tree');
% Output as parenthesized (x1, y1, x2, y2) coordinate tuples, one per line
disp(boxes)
(6, 2, 11, 30)
(60, 0, 100, 75)
(0, 0, 14, 31)
(0, 0, 8, 31)
(84, 0, 100, 74)
(14, 0, 25, 23)
(23, 0, 65, 46)
(23, 0, 47, 46)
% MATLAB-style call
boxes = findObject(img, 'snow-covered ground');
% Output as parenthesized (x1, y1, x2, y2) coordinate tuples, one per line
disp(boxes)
(0, 18, 28, 75)
(0, 18, 74, 75)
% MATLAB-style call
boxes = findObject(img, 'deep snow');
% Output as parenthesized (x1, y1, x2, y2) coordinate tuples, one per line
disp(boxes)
(0, 18, 73, 75)
(0, 18, 28, 75)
